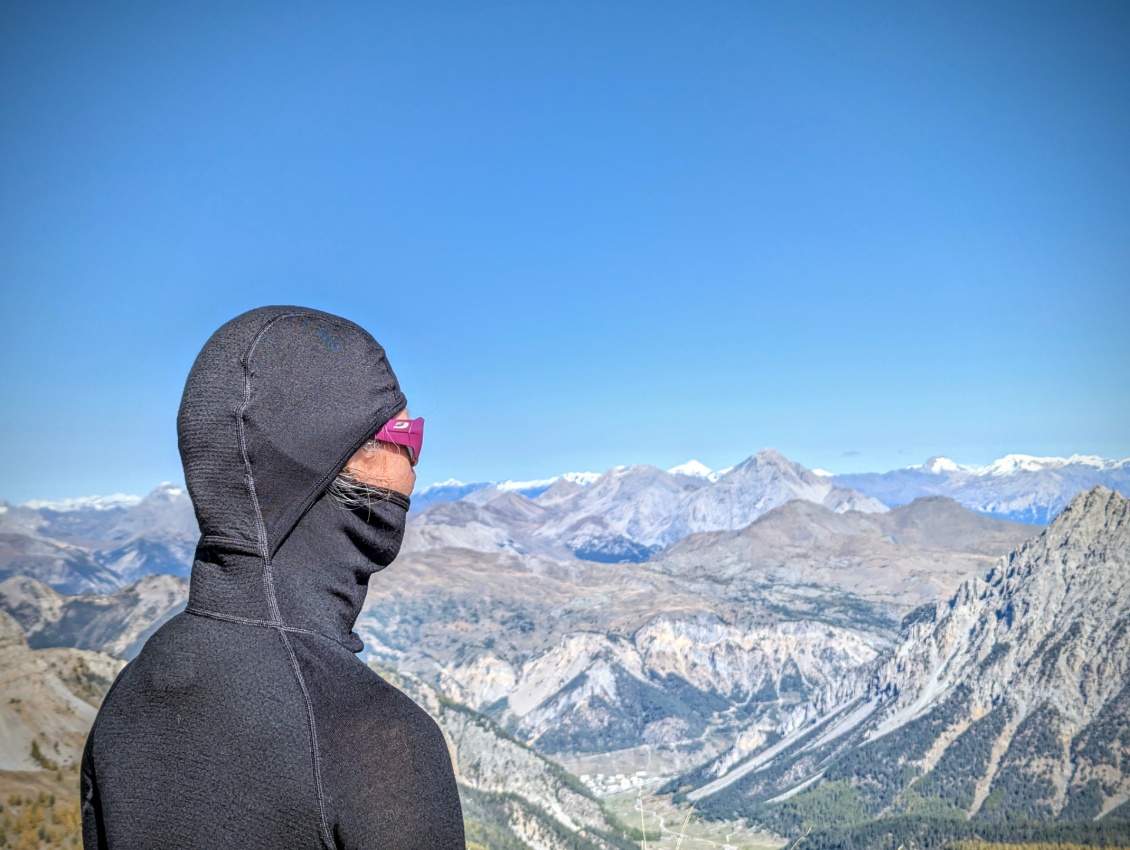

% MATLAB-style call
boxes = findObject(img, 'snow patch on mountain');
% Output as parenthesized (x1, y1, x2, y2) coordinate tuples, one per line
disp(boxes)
(668, 460, 719, 481)
(22, 493, 144, 512)
(974, 453, 1118, 476)
(910, 456, 971, 475)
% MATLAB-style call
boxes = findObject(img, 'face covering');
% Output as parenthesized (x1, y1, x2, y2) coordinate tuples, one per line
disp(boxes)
(268, 482, 411, 652)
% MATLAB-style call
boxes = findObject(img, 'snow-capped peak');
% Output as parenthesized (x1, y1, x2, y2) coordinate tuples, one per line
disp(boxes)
(22, 493, 143, 512)
(427, 478, 467, 489)
(497, 477, 558, 493)
(976, 452, 1107, 479)
(668, 460, 715, 480)
(911, 456, 970, 475)
(811, 468, 834, 478)
(145, 482, 186, 501)
(1064, 454, 1113, 469)
(975, 454, 1077, 476)
(496, 471, 600, 492)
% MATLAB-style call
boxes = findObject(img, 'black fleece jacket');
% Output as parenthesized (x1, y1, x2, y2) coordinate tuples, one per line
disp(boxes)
(81, 307, 465, 849)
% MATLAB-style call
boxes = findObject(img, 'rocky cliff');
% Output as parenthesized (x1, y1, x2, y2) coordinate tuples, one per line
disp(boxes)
(686, 486, 1130, 829)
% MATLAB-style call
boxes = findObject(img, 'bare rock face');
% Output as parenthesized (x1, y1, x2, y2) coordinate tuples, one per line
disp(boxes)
(359, 490, 1039, 765)
(377, 665, 636, 850)
(863, 485, 1130, 819)
(360, 537, 899, 760)
(663, 450, 887, 545)
(0, 573, 187, 659)
(686, 487, 1130, 826)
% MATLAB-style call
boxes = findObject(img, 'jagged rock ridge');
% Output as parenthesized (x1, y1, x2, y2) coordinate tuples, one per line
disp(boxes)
(686, 486, 1130, 827)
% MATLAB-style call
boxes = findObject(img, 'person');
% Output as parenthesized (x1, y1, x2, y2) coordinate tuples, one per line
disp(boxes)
(80, 306, 465, 849)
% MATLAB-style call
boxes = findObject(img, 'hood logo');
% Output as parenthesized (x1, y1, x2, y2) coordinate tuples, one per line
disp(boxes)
(308, 324, 346, 352)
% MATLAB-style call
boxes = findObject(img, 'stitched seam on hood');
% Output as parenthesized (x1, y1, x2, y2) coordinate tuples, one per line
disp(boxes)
(235, 311, 338, 848)
(236, 312, 306, 629)
(265, 315, 407, 558)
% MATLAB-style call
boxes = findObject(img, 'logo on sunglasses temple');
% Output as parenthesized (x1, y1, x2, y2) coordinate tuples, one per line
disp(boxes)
(391, 421, 411, 430)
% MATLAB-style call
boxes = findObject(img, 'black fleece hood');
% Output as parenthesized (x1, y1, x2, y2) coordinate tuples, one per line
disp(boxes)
(178, 306, 408, 650)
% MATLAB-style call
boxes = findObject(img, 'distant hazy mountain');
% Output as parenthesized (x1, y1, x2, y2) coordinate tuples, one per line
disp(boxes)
(834, 453, 1130, 524)
(684, 486, 1130, 832)
(407, 450, 887, 564)
(6, 450, 1113, 585)
(0, 483, 197, 592)
(652, 496, 1039, 614)
(661, 450, 886, 544)
(413, 472, 602, 511)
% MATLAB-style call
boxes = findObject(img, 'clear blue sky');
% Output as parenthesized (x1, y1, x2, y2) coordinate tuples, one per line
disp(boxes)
(2, 1, 1128, 502)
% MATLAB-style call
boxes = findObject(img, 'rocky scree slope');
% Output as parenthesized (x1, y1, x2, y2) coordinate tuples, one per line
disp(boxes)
(0, 609, 124, 770)
(381, 664, 638, 850)
(684, 486, 1130, 827)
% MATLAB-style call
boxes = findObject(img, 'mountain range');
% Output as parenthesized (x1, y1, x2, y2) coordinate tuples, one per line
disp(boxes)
(679, 487, 1130, 842)
(832, 454, 1130, 524)
(1, 450, 1127, 848)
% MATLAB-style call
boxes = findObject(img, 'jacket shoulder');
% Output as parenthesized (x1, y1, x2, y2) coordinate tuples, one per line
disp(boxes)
(288, 633, 464, 849)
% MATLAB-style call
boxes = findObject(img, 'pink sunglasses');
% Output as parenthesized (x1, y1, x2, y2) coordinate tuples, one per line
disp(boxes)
(375, 416, 424, 466)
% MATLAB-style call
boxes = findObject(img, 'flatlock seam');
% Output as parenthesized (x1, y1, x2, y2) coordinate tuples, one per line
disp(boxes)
(235, 311, 337, 849)
(278, 629, 338, 850)
(183, 609, 338, 848)
(263, 314, 406, 558)
(236, 312, 299, 564)
(184, 606, 359, 651)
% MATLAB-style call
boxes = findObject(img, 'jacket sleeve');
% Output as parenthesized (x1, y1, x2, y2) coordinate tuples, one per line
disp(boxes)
(80, 730, 107, 849)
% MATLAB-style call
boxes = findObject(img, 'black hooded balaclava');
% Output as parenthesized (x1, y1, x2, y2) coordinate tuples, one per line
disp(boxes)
(179, 306, 410, 650)
(81, 306, 465, 850)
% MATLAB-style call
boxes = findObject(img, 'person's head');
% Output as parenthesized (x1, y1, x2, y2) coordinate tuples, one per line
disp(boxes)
(177, 306, 412, 555)
(330, 409, 419, 509)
